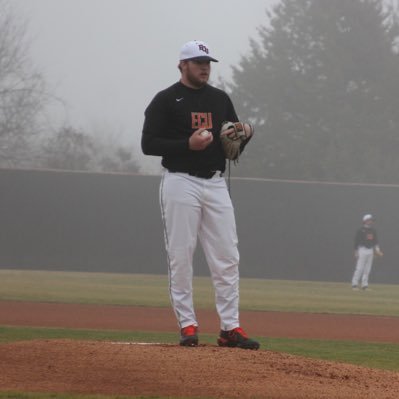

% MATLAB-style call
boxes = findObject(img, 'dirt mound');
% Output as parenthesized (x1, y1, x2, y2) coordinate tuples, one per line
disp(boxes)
(1, 339, 398, 399)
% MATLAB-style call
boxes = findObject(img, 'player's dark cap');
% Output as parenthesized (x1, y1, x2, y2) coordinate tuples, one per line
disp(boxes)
(179, 40, 218, 62)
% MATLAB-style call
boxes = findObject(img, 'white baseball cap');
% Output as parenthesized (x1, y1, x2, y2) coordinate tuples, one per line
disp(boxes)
(363, 214, 373, 222)
(179, 40, 218, 62)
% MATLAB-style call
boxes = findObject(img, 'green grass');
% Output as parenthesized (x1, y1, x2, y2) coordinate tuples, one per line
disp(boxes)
(1, 269, 399, 316)
(270, 337, 399, 371)
(0, 325, 178, 344)
(0, 270, 170, 307)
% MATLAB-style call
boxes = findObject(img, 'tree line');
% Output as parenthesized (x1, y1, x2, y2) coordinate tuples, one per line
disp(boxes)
(2, 0, 399, 183)
(0, 0, 139, 173)
(227, 0, 399, 184)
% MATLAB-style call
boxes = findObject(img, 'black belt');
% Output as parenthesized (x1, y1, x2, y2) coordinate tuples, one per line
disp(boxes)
(169, 170, 223, 179)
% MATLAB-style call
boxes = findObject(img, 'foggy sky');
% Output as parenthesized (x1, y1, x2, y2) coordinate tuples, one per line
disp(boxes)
(12, 0, 275, 172)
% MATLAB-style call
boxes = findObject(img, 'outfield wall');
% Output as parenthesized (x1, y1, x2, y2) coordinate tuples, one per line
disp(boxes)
(1, 168, 398, 284)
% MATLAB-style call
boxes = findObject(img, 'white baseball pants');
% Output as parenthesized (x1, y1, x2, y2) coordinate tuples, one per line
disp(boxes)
(352, 247, 374, 288)
(160, 170, 240, 331)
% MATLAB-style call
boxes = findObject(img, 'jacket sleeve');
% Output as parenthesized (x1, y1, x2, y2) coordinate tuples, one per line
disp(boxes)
(141, 92, 189, 157)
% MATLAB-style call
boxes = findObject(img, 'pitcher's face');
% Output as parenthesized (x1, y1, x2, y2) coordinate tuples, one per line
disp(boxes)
(180, 60, 211, 88)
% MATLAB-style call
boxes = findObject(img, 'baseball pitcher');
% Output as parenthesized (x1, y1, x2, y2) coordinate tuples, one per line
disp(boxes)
(141, 40, 258, 349)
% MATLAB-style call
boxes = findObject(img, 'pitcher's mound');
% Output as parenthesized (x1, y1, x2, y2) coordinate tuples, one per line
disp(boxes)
(1, 339, 399, 399)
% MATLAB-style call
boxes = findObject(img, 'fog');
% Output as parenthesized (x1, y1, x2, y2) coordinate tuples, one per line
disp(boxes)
(13, 0, 275, 172)
(1, 168, 397, 284)
(3, 1, 398, 286)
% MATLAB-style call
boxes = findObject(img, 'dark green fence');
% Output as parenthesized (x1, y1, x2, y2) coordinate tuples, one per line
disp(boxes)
(1, 168, 398, 283)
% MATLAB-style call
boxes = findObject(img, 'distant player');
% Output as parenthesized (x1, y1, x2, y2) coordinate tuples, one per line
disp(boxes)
(352, 214, 383, 290)
(141, 40, 258, 349)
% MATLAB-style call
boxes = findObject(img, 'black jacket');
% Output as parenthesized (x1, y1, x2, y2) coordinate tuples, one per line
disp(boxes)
(142, 81, 248, 173)
(354, 226, 379, 249)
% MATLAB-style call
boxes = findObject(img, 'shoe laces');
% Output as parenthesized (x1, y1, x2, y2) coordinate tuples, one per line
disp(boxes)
(181, 325, 197, 336)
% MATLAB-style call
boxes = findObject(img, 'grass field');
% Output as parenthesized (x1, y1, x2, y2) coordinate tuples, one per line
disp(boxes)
(1, 269, 399, 399)
(1, 269, 399, 316)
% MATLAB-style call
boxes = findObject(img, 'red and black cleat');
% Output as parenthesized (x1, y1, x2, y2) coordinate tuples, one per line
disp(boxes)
(180, 325, 198, 347)
(217, 327, 260, 350)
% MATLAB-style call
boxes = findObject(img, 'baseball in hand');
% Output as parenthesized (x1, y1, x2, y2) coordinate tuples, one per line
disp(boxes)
(200, 130, 211, 137)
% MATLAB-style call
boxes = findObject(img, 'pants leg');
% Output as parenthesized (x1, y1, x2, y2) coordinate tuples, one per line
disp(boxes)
(198, 176, 240, 331)
(352, 256, 365, 287)
(160, 172, 202, 329)
(352, 248, 373, 287)
(160, 171, 241, 332)
(361, 253, 374, 288)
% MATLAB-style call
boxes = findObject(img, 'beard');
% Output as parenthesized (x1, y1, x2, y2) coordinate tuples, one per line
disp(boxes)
(185, 66, 209, 88)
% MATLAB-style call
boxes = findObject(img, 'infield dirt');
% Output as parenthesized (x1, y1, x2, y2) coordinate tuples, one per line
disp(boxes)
(0, 301, 399, 398)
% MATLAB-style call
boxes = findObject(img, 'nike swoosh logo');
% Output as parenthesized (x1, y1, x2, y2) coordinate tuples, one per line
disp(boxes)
(176, 98, 184, 102)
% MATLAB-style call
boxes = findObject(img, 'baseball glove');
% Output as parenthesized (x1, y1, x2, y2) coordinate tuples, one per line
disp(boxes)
(220, 121, 254, 161)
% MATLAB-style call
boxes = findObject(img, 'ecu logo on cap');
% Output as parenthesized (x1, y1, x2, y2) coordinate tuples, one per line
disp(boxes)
(198, 44, 209, 54)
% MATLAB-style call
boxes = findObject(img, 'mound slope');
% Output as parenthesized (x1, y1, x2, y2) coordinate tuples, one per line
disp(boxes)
(0, 339, 399, 399)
